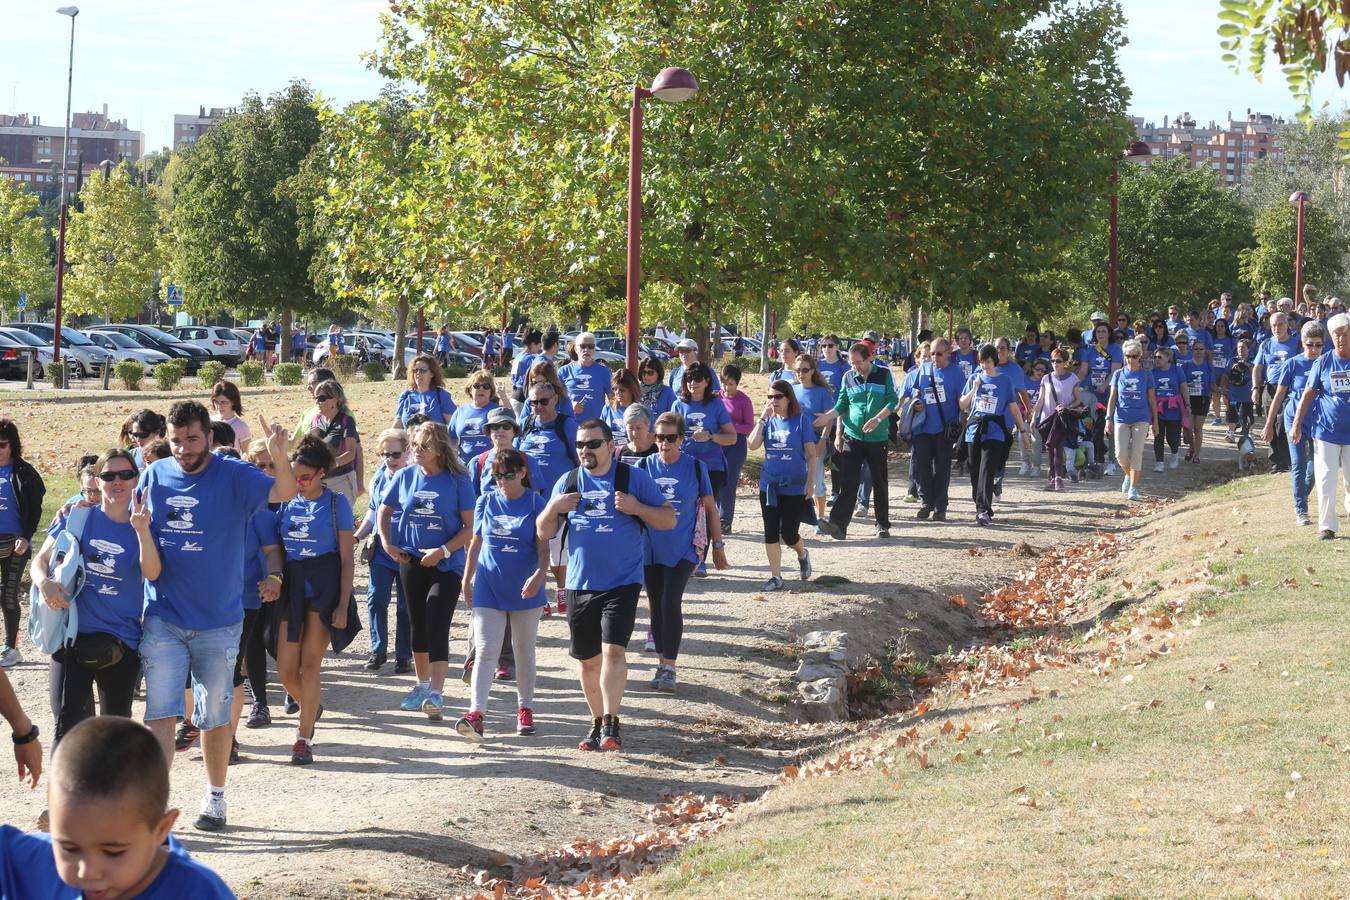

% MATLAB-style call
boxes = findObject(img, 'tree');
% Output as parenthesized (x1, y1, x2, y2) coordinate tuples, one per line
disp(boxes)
(1239, 198, 1343, 298)
(0, 177, 53, 316)
(786, 283, 901, 337)
(62, 166, 165, 320)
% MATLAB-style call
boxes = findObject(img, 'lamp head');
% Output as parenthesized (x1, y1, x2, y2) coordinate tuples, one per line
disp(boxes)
(649, 67, 698, 103)
(56, 5, 79, 16)
(1289, 190, 1310, 203)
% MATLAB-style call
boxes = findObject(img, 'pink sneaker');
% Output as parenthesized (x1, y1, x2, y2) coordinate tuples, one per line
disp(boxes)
(554, 589, 568, 615)
(517, 707, 535, 735)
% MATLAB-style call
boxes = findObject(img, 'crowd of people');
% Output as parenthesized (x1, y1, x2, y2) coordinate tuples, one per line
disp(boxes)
(0, 293, 1348, 896)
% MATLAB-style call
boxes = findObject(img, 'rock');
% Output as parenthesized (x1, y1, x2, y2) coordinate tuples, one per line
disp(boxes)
(790, 631, 850, 722)
(795, 677, 848, 723)
(794, 659, 848, 683)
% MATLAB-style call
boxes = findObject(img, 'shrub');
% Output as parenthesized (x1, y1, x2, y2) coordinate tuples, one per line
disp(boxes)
(273, 362, 304, 386)
(152, 359, 185, 391)
(113, 359, 144, 390)
(443, 364, 469, 380)
(47, 362, 66, 388)
(332, 353, 360, 381)
(238, 361, 265, 387)
(362, 360, 387, 382)
(197, 360, 227, 388)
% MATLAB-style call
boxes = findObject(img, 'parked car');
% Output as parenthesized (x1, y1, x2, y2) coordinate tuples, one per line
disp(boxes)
(170, 326, 243, 365)
(6, 323, 112, 377)
(83, 330, 171, 374)
(88, 325, 209, 374)
(0, 330, 42, 380)
(0, 328, 55, 380)
(312, 333, 386, 367)
(230, 328, 253, 346)
(405, 331, 484, 361)
(594, 336, 668, 363)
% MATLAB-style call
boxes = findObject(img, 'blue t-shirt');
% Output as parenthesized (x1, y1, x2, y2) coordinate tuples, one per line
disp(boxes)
(510, 351, 536, 391)
(48, 508, 144, 650)
(515, 414, 578, 493)
(471, 489, 547, 610)
(951, 349, 978, 381)
(0, 825, 235, 900)
(759, 413, 813, 495)
(242, 507, 280, 610)
(1110, 367, 1156, 425)
(1014, 340, 1039, 365)
(911, 363, 962, 436)
(1182, 360, 1214, 398)
(817, 358, 849, 397)
(1183, 326, 1213, 352)
(637, 453, 712, 567)
(1256, 334, 1303, 387)
(278, 490, 353, 561)
(139, 455, 273, 630)
(395, 387, 456, 426)
(1152, 365, 1183, 421)
(1225, 359, 1254, 405)
(1165, 317, 1185, 335)
(963, 372, 1013, 443)
(382, 464, 475, 573)
(602, 401, 630, 436)
(673, 398, 731, 472)
(251, 332, 266, 352)
(291, 330, 307, 352)
(644, 384, 678, 418)
(1210, 335, 1236, 373)
(793, 383, 835, 438)
(450, 402, 498, 466)
(1307, 351, 1350, 444)
(434, 334, 451, 353)
(0, 465, 19, 536)
(995, 360, 1028, 428)
(667, 363, 721, 395)
(550, 462, 667, 591)
(1231, 319, 1255, 340)
(366, 464, 401, 572)
(1077, 344, 1123, 399)
(558, 361, 612, 422)
(1275, 354, 1320, 429)
(471, 446, 544, 497)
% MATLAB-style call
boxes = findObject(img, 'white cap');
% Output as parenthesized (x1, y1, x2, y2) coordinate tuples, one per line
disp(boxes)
(1089, 311, 1107, 322)
(675, 338, 698, 350)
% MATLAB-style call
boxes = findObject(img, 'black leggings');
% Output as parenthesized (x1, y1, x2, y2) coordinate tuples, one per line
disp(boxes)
(400, 562, 461, 663)
(0, 550, 28, 648)
(233, 606, 270, 704)
(1154, 419, 1182, 460)
(49, 642, 140, 746)
(968, 439, 1005, 515)
(760, 492, 806, 546)
(645, 559, 696, 661)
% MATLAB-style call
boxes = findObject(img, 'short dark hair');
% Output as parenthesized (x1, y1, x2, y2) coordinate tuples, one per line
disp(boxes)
(310, 367, 336, 384)
(577, 418, 613, 441)
(291, 433, 335, 473)
(0, 417, 21, 460)
(52, 717, 169, 827)
(639, 355, 665, 380)
(490, 447, 532, 490)
(143, 439, 171, 463)
(209, 421, 236, 449)
(543, 330, 560, 351)
(525, 329, 543, 347)
(978, 344, 999, 364)
(166, 400, 211, 434)
(130, 408, 166, 438)
(849, 341, 872, 359)
(721, 363, 742, 383)
(404, 412, 431, 429)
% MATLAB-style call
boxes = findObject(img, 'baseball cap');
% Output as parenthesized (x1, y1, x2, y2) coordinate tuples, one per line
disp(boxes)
(485, 406, 519, 431)
(1089, 311, 1107, 322)
(675, 338, 698, 350)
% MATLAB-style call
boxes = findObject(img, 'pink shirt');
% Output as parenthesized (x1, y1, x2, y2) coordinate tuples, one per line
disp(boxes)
(721, 390, 755, 436)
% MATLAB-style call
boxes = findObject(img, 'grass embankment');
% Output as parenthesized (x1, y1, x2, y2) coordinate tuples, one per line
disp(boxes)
(648, 475, 1350, 898)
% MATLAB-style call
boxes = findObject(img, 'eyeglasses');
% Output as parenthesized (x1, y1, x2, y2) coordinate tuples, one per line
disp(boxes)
(379, 450, 403, 459)
(822, 343, 836, 349)
(315, 395, 334, 403)
(1125, 353, 1142, 359)
(81, 488, 101, 499)
(529, 398, 552, 406)
(295, 472, 317, 482)
(130, 431, 151, 440)
(412, 367, 431, 375)
(640, 369, 658, 377)
(574, 438, 605, 451)
(487, 423, 515, 432)
(654, 433, 680, 443)
(97, 469, 137, 482)
(688, 375, 708, 382)
(493, 470, 520, 481)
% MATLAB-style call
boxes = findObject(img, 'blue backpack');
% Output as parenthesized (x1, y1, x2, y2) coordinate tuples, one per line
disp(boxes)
(27, 504, 92, 655)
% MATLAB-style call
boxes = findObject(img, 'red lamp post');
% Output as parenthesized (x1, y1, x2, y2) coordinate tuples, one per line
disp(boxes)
(1290, 190, 1309, 303)
(52, 6, 80, 377)
(625, 67, 699, 375)
(1107, 140, 1153, 325)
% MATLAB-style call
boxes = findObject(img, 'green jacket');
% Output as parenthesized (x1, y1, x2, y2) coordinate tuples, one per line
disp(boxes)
(833, 363, 898, 442)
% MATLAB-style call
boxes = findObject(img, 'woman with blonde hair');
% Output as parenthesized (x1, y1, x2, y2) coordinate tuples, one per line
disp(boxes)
(450, 370, 501, 467)
(355, 429, 413, 673)
(1104, 339, 1158, 501)
(310, 379, 362, 502)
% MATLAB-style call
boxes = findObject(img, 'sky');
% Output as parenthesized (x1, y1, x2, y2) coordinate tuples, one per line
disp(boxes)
(3, 0, 1347, 152)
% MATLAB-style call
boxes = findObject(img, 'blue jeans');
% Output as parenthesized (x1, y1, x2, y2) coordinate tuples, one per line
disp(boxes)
(719, 434, 748, 522)
(366, 563, 411, 660)
(1288, 428, 1315, 515)
(140, 616, 241, 730)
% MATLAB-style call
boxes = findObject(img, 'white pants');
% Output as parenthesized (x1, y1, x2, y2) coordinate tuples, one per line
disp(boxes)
(1313, 440, 1350, 533)
(470, 606, 542, 714)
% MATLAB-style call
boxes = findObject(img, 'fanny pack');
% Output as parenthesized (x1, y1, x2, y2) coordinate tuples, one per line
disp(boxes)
(71, 632, 126, 670)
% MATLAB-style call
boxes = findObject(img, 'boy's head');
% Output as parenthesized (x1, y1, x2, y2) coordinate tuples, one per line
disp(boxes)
(49, 717, 177, 898)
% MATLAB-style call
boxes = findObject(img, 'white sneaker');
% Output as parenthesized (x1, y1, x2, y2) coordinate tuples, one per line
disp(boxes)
(1029, 465, 1041, 477)
(193, 795, 227, 832)
(1169, 453, 1180, 469)
(0, 646, 20, 669)
(1018, 461, 1029, 476)
(1154, 461, 1165, 472)
(1104, 462, 1118, 477)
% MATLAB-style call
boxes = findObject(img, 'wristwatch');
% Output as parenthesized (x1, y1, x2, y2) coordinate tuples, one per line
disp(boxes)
(712, 540, 726, 551)
(12, 723, 38, 746)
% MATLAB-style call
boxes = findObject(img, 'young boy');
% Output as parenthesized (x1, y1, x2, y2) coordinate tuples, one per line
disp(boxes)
(0, 717, 234, 899)
(1225, 339, 1256, 441)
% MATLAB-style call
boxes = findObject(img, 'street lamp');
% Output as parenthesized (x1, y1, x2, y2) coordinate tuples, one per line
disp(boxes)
(624, 66, 699, 374)
(52, 5, 79, 376)
(1289, 190, 1309, 303)
(1108, 139, 1152, 324)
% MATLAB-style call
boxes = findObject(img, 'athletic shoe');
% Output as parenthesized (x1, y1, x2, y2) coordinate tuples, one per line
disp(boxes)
(245, 702, 271, 729)
(1319, 529, 1336, 540)
(932, 510, 947, 521)
(720, 520, 732, 535)
(1191, 454, 1201, 464)
(600, 717, 623, 751)
(421, 692, 445, 720)
(917, 506, 932, 519)
(1211, 415, 1223, 426)
(798, 550, 813, 581)
(903, 492, 919, 503)
(193, 796, 227, 832)
(291, 738, 314, 766)
(228, 738, 240, 765)
(175, 721, 200, 752)
(542, 600, 554, 619)
(284, 694, 300, 715)
(517, 707, 535, 735)
(761, 575, 785, 592)
(394, 658, 412, 675)
(1018, 461, 1029, 476)
(645, 630, 656, 652)
(976, 512, 992, 527)
(816, 520, 845, 540)
(1029, 465, 1041, 477)
(1154, 461, 1165, 472)
(461, 659, 474, 684)
(659, 668, 677, 693)
(1121, 475, 1131, 493)
(399, 685, 428, 711)
(814, 524, 827, 537)
(363, 651, 386, 671)
(1170, 453, 1180, 469)
(556, 589, 568, 615)
(648, 665, 670, 690)
(496, 664, 514, 681)
(693, 561, 708, 578)
(875, 528, 891, 539)
(1069, 469, 1081, 483)
(1104, 462, 1118, 477)
(1296, 512, 1312, 527)
(827, 493, 838, 506)
(857, 506, 870, 519)
(1128, 488, 1141, 501)
(579, 717, 604, 751)
(455, 711, 485, 743)
(0, 646, 21, 669)
(1043, 479, 1057, 491)
(1053, 477, 1064, 492)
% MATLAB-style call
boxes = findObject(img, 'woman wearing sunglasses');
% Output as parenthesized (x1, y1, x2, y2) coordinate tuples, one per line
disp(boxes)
(749, 381, 816, 591)
(791, 355, 834, 527)
(456, 449, 549, 740)
(31, 449, 160, 745)
(673, 362, 736, 574)
(450, 371, 502, 468)
(637, 358, 677, 419)
(354, 429, 413, 675)
(1104, 340, 1158, 502)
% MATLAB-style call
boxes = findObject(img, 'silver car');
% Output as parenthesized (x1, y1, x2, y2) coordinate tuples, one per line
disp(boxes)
(5, 323, 112, 376)
(84, 331, 171, 373)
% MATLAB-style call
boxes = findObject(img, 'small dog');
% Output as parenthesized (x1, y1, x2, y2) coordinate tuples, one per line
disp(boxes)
(1236, 431, 1256, 473)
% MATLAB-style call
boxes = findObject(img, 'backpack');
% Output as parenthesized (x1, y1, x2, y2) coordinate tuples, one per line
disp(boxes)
(522, 414, 579, 466)
(638, 455, 708, 553)
(558, 462, 642, 546)
(28, 504, 93, 655)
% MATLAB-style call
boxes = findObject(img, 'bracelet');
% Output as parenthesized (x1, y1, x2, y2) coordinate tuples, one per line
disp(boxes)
(711, 540, 726, 551)
(267, 573, 283, 585)
(12, 724, 38, 746)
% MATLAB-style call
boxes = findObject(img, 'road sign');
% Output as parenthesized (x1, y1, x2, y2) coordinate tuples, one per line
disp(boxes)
(167, 285, 183, 306)
(16, 292, 26, 309)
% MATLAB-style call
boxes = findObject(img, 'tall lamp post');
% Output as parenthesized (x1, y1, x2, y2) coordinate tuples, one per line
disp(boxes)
(1107, 140, 1153, 325)
(1289, 190, 1309, 303)
(624, 66, 698, 375)
(52, 5, 79, 374)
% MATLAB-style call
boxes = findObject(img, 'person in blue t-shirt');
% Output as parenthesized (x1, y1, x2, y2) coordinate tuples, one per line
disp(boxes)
(378, 422, 476, 721)
(558, 333, 613, 421)
(456, 448, 549, 742)
(1209, 318, 1237, 425)
(1180, 342, 1214, 462)
(232, 440, 284, 735)
(290, 326, 307, 363)
(449, 371, 501, 466)
(993, 339, 1032, 497)
(137, 401, 294, 833)
(1105, 341, 1158, 501)
(666, 339, 721, 395)
(1164, 305, 1185, 336)
(509, 330, 543, 416)
(603, 368, 643, 437)
(907, 338, 965, 519)
(30, 449, 161, 747)
(516, 382, 579, 617)
(1077, 323, 1125, 475)
(672, 362, 736, 523)
(751, 382, 817, 591)
(637, 357, 678, 419)
(275, 436, 355, 767)
(354, 429, 413, 675)
(817, 335, 850, 398)
(791, 355, 835, 526)
(1263, 321, 1325, 526)
(638, 412, 727, 691)
(961, 345, 1031, 524)
(1149, 347, 1186, 470)
(1290, 313, 1350, 538)
(1182, 311, 1213, 353)
(537, 419, 675, 753)
(1254, 312, 1303, 472)
(1224, 339, 1256, 443)
(393, 355, 457, 428)
(1014, 325, 1040, 366)
(1, 717, 234, 900)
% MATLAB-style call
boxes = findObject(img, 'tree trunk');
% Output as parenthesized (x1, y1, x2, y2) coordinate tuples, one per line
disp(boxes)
(393, 295, 410, 380)
(683, 282, 711, 364)
(280, 307, 292, 370)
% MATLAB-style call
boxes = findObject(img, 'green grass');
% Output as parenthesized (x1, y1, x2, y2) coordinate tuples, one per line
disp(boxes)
(644, 475, 1350, 898)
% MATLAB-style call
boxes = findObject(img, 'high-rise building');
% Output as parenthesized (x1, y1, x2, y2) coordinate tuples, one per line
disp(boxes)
(0, 105, 143, 192)
(1132, 109, 1288, 186)
(173, 106, 231, 150)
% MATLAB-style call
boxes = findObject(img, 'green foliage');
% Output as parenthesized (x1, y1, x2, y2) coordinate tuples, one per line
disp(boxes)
(1238, 199, 1344, 298)
(113, 359, 144, 390)
(443, 364, 469, 380)
(64, 166, 165, 320)
(238, 361, 265, 387)
(272, 362, 304, 386)
(787, 283, 902, 337)
(152, 359, 185, 391)
(362, 360, 387, 382)
(331, 353, 360, 381)
(196, 360, 227, 388)
(0, 177, 53, 315)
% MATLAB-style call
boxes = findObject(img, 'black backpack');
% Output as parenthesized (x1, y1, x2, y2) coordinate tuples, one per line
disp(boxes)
(559, 462, 643, 543)
(522, 413, 579, 466)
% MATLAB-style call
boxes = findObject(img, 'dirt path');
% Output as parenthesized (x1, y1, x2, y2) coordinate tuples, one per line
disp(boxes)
(0, 384, 1245, 898)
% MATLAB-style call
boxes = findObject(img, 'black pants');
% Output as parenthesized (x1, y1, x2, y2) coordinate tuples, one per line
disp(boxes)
(969, 439, 1004, 516)
(49, 642, 139, 746)
(760, 492, 806, 545)
(1265, 389, 1290, 469)
(1154, 419, 1182, 460)
(993, 432, 1015, 497)
(0, 549, 28, 649)
(829, 438, 890, 532)
(911, 432, 953, 513)
(400, 562, 461, 664)
(233, 606, 270, 704)
(645, 559, 696, 661)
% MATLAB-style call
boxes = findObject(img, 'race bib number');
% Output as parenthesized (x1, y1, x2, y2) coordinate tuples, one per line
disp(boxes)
(1091, 370, 1107, 391)
(1189, 373, 1205, 393)
(1330, 370, 1350, 395)
(922, 381, 946, 405)
(1214, 354, 1228, 369)
(974, 393, 998, 416)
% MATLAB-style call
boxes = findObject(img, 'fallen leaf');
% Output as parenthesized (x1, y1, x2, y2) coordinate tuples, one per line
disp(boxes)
(1010, 784, 1026, 794)
(950, 594, 968, 608)
(1007, 748, 1024, 757)
(1280, 578, 1299, 589)
(1015, 795, 1038, 808)
(940, 720, 954, 734)
(751, 594, 767, 602)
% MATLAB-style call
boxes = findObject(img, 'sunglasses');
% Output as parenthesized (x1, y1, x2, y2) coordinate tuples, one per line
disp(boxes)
(575, 438, 605, 451)
(767, 393, 785, 400)
(487, 422, 515, 432)
(688, 375, 708, 382)
(577, 343, 596, 350)
(822, 343, 836, 349)
(1306, 341, 1325, 348)
(1125, 354, 1141, 359)
(640, 369, 659, 377)
(529, 398, 552, 406)
(315, 395, 334, 403)
(412, 367, 431, 375)
(654, 433, 680, 443)
(493, 470, 520, 481)
(379, 450, 403, 459)
(98, 469, 137, 482)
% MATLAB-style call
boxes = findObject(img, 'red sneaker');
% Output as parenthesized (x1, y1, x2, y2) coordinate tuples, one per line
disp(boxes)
(290, 738, 313, 766)
(455, 711, 484, 743)
(517, 707, 535, 735)
(556, 590, 568, 615)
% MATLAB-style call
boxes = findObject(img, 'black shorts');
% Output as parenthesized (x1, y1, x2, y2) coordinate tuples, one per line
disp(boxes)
(566, 583, 641, 660)
(1189, 396, 1210, 417)
(1226, 401, 1253, 425)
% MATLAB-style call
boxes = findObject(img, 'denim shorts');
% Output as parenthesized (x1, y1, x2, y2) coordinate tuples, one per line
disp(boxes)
(141, 616, 242, 730)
